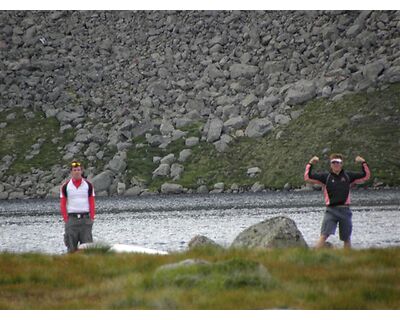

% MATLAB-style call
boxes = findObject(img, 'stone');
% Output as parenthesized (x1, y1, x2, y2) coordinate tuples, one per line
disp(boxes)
(383, 66, 400, 83)
(171, 130, 187, 141)
(285, 80, 316, 105)
(188, 235, 222, 249)
(108, 156, 127, 173)
(229, 63, 259, 79)
(245, 118, 273, 138)
(363, 61, 386, 82)
(0, 192, 9, 200)
(247, 167, 261, 177)
(263, 60, 285, 74)
(196, 185, 209, 194)
(321, 86, 332, 98)
(274, 114, 291, 125)
(125, 186, 143, 196)
(251, 182, 265, 192)
(56, 111, 83, 124)
(161, 183, 184, 194)
(8, 191, 26, 200)
(185, 137, 199, 147)
(258, 95, 280, 111)
(153, 163, 170, 178)
(156, 259, 211, 272)
(213, 182, 224, 190)
(153, 156, 161, 164)
(160, 119, 175, 136)
(223, 116, 248, 132)
(170, 163, 184, 180)
(346, 24, 363, 37)
(91, 170, 114, 193)
(175, 118, 194, 129)
(179, 149, 192, 162)
(222, 104, 240, 120)
(241, 94, 258, 108)
(117, 182, 126, 195)
(213, 139, 229, 153)
(146, 135, 164, 147)
(231, 216, 308, 249)
(160, 153, 175, 165)
(206, 117, 223, 143)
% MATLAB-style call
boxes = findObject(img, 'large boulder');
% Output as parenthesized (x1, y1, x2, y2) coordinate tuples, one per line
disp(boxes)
(206, 117, 223, 143)
(108, 155, 127, 173)
(285, 80, 316, 105)
(245, 118, 273, 138)
(152, 163, 170, 178)
(362, 61, 386, 82)
(91, 170, 114, 193)
(231, 216, 308, 249)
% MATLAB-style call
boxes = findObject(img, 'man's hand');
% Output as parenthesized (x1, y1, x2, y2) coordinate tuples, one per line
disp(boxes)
(309, 156, 319, 164)
(355, 156, 365, 163)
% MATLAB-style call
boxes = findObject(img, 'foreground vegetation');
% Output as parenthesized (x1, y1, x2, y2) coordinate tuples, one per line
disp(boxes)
(0, 247, 399, 309)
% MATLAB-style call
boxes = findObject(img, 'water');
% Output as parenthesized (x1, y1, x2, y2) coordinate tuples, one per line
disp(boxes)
(0, 189, 399, 254)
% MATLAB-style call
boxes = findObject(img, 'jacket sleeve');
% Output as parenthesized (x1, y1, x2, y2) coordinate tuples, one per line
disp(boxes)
(88, 182, 95, 221)
(89, 196, 95, 221)
(60, 194, 68, 222)
(304, 163, 329, 185)
(348, 162, 371, 185)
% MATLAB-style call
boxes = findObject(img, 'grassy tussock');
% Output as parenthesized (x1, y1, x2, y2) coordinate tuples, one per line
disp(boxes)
(0, 247, 399, 309)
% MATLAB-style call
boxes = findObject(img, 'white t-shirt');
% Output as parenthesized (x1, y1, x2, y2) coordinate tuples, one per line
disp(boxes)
(60, 179, 95, 213)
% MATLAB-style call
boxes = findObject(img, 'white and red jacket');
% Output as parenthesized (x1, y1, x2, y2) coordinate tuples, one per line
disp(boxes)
(60, 178, 95, 222)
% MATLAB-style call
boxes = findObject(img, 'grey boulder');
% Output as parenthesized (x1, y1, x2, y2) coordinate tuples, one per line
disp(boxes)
(285, 80, 316, 105)
(91, 170, 114, 193)
(161, 183, 184, 194)
(245, 118, 273, 138)
(231, 216, 308, 249)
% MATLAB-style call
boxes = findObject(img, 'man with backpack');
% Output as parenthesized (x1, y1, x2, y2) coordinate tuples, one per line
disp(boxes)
(304, 153, 370, 249)
(60, 160, 95, 253)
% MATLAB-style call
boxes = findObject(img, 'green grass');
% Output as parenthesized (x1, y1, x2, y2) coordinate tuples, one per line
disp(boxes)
(0, 109, 75, 175)
(0, 247, 399, 309)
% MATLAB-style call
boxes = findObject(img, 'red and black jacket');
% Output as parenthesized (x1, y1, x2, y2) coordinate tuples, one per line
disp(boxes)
(304, 162, 371, 206)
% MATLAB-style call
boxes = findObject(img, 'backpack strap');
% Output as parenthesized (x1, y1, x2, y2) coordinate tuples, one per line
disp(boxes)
(85, 179, 93, 197)
(62, 179, 70, 198)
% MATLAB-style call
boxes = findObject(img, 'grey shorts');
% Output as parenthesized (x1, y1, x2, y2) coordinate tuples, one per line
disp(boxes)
(321, 206, 353, 241)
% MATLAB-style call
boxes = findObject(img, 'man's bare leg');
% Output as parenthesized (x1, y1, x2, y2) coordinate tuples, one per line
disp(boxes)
(316, 235, 329, 249)
(343, 239, 351, 249)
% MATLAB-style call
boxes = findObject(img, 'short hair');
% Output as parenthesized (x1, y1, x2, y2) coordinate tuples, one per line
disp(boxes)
(329, 153, 344, 160)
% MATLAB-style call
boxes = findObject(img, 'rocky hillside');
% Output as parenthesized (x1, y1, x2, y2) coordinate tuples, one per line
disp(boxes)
(0, 11, 399, 199)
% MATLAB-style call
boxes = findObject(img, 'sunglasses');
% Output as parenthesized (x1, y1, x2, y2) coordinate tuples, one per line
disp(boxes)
(330, 160, 343, 165)
(71, 162, 81, 167)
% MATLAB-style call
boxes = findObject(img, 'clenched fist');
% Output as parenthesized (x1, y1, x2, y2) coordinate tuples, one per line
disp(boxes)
(355, 156, 366, 163)
(309, 156, 319, 164)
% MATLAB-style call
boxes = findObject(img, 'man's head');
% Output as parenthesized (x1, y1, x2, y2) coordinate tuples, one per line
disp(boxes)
(70, 160, 83, 180)
(329, 153, 343, 173)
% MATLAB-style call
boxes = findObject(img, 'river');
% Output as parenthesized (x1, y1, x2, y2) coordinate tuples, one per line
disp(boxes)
(0, 189, 399, 254)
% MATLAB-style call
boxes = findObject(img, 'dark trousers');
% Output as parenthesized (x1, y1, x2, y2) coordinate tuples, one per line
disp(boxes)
(64, 215, 93, 252)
